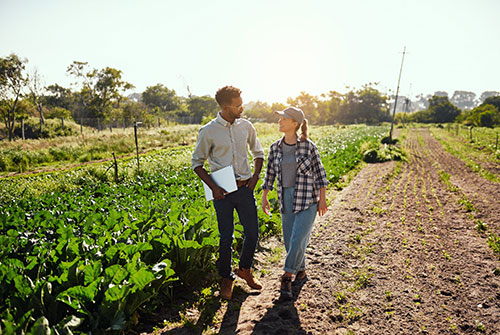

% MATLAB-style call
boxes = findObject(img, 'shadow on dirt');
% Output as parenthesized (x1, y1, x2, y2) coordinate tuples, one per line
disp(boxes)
(250, 279, 308, 335)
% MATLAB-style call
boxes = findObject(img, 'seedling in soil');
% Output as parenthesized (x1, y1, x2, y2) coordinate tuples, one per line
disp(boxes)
(487, 232, 500, 255)
(458, 198, 476, 212)
(354, 271, 373, 289)
(417, 220, 424, 233)
(405, 258, 411, 267)
(475, 219, 487, 232)
(475, 320, 486, 332)
(371, 206, 387, 215)
(334, 291, 347, 304)
(442, 250, 451, 261)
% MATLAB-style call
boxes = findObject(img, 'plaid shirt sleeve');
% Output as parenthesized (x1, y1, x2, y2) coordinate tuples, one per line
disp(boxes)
(310, 142, 329, 189)
(262, 141, 278, 190)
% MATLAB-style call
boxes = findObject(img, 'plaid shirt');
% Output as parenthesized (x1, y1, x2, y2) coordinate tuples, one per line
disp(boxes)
(262, 137, 329, 213)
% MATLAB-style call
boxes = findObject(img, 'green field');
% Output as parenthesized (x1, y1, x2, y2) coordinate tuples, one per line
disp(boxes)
(0, 124, 392, 334)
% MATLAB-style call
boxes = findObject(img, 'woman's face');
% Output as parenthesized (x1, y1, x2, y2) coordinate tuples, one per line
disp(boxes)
(278, 117, 299, 133)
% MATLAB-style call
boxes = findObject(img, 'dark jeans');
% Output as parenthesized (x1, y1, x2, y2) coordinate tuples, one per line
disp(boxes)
(213, 186, 259, 280)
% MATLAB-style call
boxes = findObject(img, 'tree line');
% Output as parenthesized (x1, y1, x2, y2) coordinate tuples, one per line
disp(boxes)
(1, 53, 499, 141)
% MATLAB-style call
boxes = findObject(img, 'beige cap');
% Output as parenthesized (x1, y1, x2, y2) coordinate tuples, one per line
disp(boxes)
(275, 106, 305, 124)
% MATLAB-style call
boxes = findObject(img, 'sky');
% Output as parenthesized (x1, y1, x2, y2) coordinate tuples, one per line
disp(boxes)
(1, 0, 499, 104)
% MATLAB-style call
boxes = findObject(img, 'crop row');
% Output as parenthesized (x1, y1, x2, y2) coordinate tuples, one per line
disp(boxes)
(0, 125, 388, 334)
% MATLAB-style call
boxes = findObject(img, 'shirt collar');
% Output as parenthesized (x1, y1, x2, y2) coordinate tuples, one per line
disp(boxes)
(216, 112, 241, 127)
(278, 135, 301, 147)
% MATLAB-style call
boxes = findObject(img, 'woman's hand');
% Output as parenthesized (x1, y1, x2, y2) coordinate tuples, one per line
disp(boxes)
(318, 187, 327, 216)
(318, 197, 327, 216)
(262, 190, 271, 215)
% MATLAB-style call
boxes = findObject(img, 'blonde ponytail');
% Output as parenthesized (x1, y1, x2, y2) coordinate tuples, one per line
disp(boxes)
(300, 119, 308, 141)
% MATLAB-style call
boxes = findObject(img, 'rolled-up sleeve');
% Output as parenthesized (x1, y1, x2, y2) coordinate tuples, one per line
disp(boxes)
(191, 128, 210, 170)
(262, 145, 277, 190)
(247, 123, 265, 160)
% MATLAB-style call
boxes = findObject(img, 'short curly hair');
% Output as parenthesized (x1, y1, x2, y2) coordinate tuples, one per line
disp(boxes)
(215, 86, 241, 107)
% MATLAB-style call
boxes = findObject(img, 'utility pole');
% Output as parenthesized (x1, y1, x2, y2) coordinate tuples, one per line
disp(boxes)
(390, 46, 406, 142)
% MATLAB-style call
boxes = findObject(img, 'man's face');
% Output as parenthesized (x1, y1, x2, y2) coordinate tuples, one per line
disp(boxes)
(224, 96, 243, 119)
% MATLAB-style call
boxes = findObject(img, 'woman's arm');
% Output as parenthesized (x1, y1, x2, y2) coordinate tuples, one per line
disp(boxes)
(318, 187, 327, 216)
(262, 189, 271, 215)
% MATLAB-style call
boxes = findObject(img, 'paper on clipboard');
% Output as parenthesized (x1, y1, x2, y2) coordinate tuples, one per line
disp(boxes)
(202, 165, 238, 201)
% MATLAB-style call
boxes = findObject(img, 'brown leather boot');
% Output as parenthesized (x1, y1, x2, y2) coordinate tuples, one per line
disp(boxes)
(280, 274, 293, 301)
(293, 270, 308, 286)
(220, 278, 233, 300)
(236, 268, 262, 290)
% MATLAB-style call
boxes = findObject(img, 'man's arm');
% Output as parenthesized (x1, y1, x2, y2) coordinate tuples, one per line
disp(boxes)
(246, 157, 263, 190)
(194, 166, 227, 200)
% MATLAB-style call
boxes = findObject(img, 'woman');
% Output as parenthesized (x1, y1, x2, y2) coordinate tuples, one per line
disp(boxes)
(262, 106, 329, 300)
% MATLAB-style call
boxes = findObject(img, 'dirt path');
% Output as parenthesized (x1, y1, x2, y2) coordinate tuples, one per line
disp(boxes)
(143, 128, 500, 334)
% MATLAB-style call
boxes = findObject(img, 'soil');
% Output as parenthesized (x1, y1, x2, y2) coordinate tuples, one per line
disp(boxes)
(135, 128, 500, 335)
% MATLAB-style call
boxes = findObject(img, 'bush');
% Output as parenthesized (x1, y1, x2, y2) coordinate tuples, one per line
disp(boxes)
(363, 149, 378, 163)
(10, 151, 29, 172)
(0, 156, 9, 171)
(13, 117, 79, 139)
(381, 136, 398, 145)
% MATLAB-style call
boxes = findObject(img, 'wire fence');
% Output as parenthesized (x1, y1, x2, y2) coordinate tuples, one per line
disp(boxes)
(3, 115, 203, 141)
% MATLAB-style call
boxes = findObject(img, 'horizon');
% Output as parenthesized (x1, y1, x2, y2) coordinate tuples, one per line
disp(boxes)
(1, 0, 499, 104)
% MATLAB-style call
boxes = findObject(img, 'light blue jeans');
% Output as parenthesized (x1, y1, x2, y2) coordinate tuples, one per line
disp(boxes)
(281, 187, 318, 274)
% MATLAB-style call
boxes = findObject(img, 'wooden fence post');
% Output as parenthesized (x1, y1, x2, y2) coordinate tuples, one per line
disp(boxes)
(113, 152, 118, 183)
(21, 119, 25, 140)
(134, 121, 142, 176)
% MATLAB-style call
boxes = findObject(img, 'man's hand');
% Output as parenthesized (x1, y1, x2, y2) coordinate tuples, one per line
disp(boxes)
(212, 185, 227, 200)
(246, 174, 260, 190)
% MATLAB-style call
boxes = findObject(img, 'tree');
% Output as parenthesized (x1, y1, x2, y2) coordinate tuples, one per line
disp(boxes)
(142, 84, 180, 118)
(122, 100, 148, 126)
(0, 54, 28, 141)
(67, 61, 134, 120)
(482, 96, 500, 111)
(287, 92, 320, 123)
(434, 91, 448, 97)
(413, 94, 430, 111)
(325, 91, 342, 124)
(244, 101, 272, 121)
(27, 67, 46, 125)
(463, 104, 500, 127)
(337, 85, 389, 124)
(408, 109, 433, 123)
(427, 95, 461, 123)
(44, 84, 74, 111)
(186, 95, 218, 123)
(450, 90, 476, 110)
(478, 91, 499, 104)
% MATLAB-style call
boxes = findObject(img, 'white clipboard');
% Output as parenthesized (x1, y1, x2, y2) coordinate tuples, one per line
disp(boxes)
(202, 165, 238, 201)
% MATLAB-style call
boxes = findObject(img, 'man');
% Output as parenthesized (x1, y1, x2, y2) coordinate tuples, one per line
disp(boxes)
(192, 85, 264, 300)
